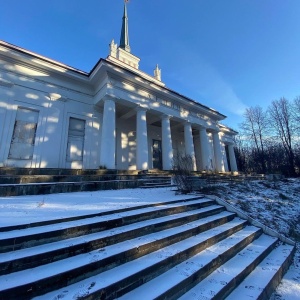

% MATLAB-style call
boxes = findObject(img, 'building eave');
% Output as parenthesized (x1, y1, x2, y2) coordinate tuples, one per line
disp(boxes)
(219, 123, 239, 135)
(0, 40, 227, 122)
(0, 40, 89, 78)
(97, 58, 226, 121)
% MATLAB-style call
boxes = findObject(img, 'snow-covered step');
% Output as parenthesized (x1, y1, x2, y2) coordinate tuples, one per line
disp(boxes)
(178, 234, 278, 300)
(225, 242, 295, 300)
(118, 226, 262, 300)
(0, 195, 203, 232)
(0, 206, 232, 275)
(0, 197, 212, 252)
(0, 216, 246, 299)
(32, 219, 252, 300)
(141, 184, 175, 189)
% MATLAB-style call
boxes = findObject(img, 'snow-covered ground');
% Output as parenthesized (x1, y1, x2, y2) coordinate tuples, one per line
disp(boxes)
(201, 178, 300, 300)
(0, 187, 187, 227)
(0, 179, 299, 299)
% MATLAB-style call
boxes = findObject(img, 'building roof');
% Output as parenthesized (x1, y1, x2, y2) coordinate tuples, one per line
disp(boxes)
(0, 39, 227, 121)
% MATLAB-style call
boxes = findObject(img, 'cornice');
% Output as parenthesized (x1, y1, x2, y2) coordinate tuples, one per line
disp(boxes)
(0, 40, 227, 123)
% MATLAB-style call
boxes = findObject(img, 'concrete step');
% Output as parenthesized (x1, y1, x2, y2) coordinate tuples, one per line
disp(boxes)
(5, 218, 247, 300)
(0, 168, 121, 176)
(0, 170, 173, 196)
(0, 174, 146, 184)
(0, 204, 230, 275)
(0, 196, 203, 232)
(225, 242, 295, 300)
(118, 226, 263, 300)
(0, 197, 211, 252)
(38, 224, 260, 300)
(143, 178, 171, 185)
(141, 184, 175, 189)
(0, 213, 242, 299)
(0, 196, 294, 300)
(140, 177, 173, 189)
(0, 179, 143, 196)
(178, 234, 278, 299)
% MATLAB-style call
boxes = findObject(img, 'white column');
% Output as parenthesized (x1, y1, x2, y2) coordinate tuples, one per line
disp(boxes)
(228, 144, 238, 172)
(199, 127, 210, 171)
(184, 122, 197, 171)
(212, 131, 225, 172)
(161, 115, 173, 170)
(223, 143, 229, 172)
(136, 108, 148, 170)
(100, 98, 116, 169)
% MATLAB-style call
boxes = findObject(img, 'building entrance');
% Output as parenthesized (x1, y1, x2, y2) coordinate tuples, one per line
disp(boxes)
(152, 139, 162, 169)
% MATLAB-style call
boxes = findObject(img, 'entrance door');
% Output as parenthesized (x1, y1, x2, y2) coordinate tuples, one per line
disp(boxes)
(152, 139, 162, 169)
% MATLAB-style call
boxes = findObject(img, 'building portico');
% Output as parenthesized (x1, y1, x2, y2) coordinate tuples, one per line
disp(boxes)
(96, 92, 237, 172)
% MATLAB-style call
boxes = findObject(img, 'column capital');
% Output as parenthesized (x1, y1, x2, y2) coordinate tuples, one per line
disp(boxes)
(102, 95, 117, 102)
(198, 126, 208, 132)
(184, 121, 192, 127)
(211, 129, 220, 134)
(161, 114, 172, 121)
(135, 105, 148, 112)
(227, 142, 235, 146)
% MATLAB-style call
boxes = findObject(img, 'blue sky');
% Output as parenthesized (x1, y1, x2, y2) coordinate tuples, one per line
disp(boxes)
(1, 0, 300, 130)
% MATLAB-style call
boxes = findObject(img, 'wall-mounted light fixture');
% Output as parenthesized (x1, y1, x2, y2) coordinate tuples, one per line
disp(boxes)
(49, 93, 68, 102)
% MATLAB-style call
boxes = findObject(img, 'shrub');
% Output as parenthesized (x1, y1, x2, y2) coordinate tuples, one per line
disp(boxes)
(172, 153, 195, 193)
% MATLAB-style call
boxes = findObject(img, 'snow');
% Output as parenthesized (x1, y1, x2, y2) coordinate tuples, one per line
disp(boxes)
(0, 205, 229, 271)
(0, 188, 197, 227)
(119, 226, 263, 300)
(226, 243, 295, 300)
(0, 180, 299, 299)
(33, 218, 247, 300)
(202, 178, 300, 300)
(0, 198, 212, 239)
(179, 235, 278, 300)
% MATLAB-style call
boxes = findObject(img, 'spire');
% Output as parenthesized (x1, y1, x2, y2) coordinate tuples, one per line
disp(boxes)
(119, 3, 131, 52)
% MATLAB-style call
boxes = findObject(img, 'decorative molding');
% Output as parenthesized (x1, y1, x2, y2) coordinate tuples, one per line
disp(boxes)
(108, 78, 117, 88)
(49, 93, 68, 102)
(154, 64, 161, 81)
(0, 78, 14, 88)
(109, 39, 117, 58)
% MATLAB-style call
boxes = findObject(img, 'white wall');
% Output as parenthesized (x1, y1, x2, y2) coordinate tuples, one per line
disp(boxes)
(0, 64, 100, 169)
(0, 48, 237, 171)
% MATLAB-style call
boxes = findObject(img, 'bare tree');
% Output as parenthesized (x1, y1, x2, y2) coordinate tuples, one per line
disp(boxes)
(268, 98, 296, 176)
(240, 106, 268, 173)
(293, 97, 300, 133)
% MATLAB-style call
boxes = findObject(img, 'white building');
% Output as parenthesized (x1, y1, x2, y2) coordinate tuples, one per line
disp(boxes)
(0, 5, 238, 172)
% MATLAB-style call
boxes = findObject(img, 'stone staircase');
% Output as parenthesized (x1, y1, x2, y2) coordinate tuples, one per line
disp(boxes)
(140, 176, 174, 189)
(0, 168, 173, 197)
(0, 196, 294, 300)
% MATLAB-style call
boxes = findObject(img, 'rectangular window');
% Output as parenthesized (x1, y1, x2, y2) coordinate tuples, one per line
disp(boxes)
(66, 117, 86, 161)
(8, 107, 39, 160)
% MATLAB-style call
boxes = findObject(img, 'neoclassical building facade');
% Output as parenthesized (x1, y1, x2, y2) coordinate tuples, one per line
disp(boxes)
(0, 5, 238, 172)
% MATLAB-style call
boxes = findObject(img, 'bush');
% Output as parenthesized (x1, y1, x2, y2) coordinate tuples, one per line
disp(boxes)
(172, 153, 194, 193)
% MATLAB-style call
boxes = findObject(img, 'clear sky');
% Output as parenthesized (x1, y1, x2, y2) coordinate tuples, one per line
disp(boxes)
(1, 0, 300, 130)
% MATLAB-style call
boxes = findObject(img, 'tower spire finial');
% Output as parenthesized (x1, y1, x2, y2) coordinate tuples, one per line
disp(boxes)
(119, 1, 131, 52)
